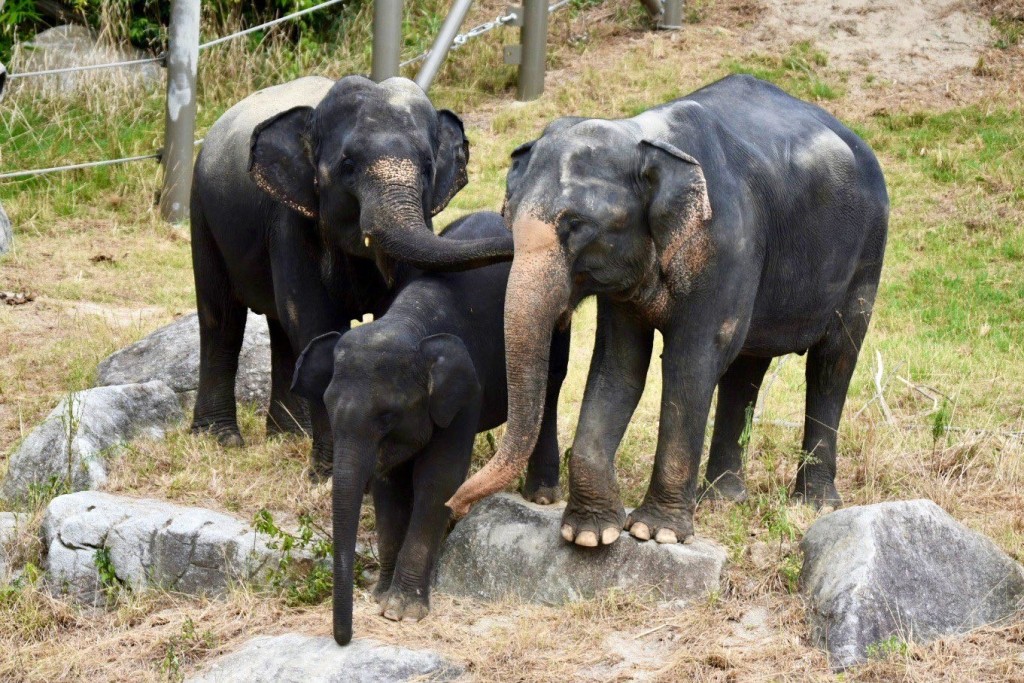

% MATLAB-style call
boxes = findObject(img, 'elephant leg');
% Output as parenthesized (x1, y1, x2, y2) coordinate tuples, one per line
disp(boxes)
(522, 323, 571, 505)
(626, 329, 721, 544)
(378, 412, 478, 622)
(371, 461, 414, 602)
(700, 354, 773, 503)
(562, 298, 654, 547)
(266, 318, 311, 437)
(191, 207, 246, 447)
(794, 280, 878, 508)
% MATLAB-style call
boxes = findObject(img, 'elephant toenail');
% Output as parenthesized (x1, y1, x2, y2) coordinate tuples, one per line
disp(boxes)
(561, 524, 575, 542)
(575, 531, 599, 547)
(655, 529, 678, 544)
(630, 523, 651, 540)
(601, 528, 620, 545)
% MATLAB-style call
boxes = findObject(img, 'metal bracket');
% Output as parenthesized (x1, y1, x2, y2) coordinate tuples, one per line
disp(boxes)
(503, 44, 522, 65)
(505, 6, 523, 26)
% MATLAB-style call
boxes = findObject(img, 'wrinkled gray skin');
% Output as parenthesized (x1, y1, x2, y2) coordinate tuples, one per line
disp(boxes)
(190, 75, 513, 479)
(449, 75, 889, 549)
(292, 212, 569, 646)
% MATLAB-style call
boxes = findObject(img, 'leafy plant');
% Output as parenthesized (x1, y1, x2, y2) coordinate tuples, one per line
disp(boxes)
(160, 616, 217, 682)
(93, 546, 125, 602)
(866, 634, 911, 660)
(254, 508, 341, 606)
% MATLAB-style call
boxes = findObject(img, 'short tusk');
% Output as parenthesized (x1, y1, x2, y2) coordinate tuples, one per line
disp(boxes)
(364, 235, 372, 248)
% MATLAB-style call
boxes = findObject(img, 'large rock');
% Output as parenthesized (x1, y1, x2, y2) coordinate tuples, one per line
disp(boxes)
(42, 491, 283, 603)
(0, 201, 11, 255)
(0, 512, 27, 581)
(12, 25, 161, 95)
(96, 312, 271, 410)
(1, 381, 182, 503)
(801, 499, 1024, 669)
(188, 633, 463, 682)
(435, 494, 727, 604)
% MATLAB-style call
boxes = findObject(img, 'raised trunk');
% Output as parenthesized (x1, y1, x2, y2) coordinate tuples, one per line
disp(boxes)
(447, 222, 570, 516)
(332, 441, 374, 646)
(362, 186, 513, 273)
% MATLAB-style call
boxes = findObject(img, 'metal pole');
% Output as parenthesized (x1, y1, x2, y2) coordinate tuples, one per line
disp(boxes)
(414, 0, 474, 92)
(661, 0, 683, 29)
(372, 0, 404, 81)
(517, 0, 548, 101)
(160, 0, 200, 224)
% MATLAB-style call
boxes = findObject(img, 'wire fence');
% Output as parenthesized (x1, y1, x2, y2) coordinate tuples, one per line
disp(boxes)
(0, 0, 577, 186)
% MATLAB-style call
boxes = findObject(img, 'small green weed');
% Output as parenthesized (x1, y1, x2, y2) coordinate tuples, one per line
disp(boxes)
(866, 634, 911, 660)
(254, 509, 338, 606)
(159, 616, 217, 682)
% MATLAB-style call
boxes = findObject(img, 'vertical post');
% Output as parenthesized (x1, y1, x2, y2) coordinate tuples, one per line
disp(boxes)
(160, 0, 200, 224)
(517, 0, 548, 101)
(372, 0, 404, 82)
(661, 0, 683, 29)
(414, 0, 474, 92)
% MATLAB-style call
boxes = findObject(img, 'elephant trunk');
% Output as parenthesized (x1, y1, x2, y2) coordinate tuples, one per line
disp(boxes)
(447, 218, 569, 517)
(332, 439, 374, 646)
(362, 179, 513, 273)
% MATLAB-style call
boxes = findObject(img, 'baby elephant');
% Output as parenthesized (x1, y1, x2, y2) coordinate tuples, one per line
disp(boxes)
(292, 211, 569, 646)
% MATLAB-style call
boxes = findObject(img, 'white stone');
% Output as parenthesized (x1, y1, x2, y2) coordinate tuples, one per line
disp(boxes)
(95, 312, 271, 410)
(801, 499, 1024, 670)
(1, 381, 182, 502)
(42, 491, 284, 604)
(187, 633, 463, 682)
(434, 493, 727, 605)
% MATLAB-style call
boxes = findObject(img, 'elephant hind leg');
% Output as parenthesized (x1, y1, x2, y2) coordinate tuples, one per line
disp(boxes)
(701, 354, 772, 503)
(795, 279, 879, 508)
(266, 318, 311, 437)
(190, 204, 246, 447)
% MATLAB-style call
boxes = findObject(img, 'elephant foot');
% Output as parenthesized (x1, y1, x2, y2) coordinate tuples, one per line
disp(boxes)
(522, 483, 561, 506)
(625, 502, 695, 544)
(376, 586, 429, 623)
(791, 477, 842, 510)
(560, 495, 626, 547)
(698, 471, 748, 504)
(191, 421, 244, 448)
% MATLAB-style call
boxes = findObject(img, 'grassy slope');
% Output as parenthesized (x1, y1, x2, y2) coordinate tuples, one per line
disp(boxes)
(1, 0, 1023, 680)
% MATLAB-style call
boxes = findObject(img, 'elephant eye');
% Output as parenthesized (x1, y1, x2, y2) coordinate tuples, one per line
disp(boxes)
(339, 156, 356, 173)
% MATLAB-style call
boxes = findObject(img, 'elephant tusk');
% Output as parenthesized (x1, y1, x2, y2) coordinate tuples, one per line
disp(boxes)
(364, 235, 372, 248)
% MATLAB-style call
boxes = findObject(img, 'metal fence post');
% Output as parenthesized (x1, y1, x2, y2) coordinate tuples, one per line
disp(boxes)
(372, 0, 404, 81)
(160, 0, 200, 224)
(517, 0, 548, 100)
(414, 0, 474, 92)
(661, 0, 683, 28)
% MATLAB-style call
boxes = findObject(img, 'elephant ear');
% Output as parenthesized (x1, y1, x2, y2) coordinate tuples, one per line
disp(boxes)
(431, 110, 470, 217)
(504, 116, 587, 212)
(419, 333, 480, 428)
(250, 106, 318, 219)
(640, 139, 713, 281)
(291, 331, 342, 401)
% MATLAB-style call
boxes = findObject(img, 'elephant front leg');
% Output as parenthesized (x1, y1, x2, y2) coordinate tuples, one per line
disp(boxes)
(371, 462, 414, 603)
(627, 334, 719, 544)
(563, 299, 654, 547)
(377, 413, 477, 622)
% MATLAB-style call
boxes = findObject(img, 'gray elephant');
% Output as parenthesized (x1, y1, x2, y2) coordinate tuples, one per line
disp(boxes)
(448, 75, 889, 547)
(189, 75, 513, 478)
(292, 212, 569, 645)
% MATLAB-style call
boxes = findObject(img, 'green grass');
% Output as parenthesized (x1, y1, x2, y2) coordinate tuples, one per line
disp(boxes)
(725, 41, 843, 101)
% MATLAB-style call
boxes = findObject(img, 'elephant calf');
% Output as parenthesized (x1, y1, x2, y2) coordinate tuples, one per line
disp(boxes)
(292, 212, 569, 646)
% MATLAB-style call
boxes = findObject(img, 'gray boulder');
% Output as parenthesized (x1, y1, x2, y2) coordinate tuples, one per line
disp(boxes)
(42, 491, 283, 603)
(0, 512, 27, 581)
(0, 201, 11, 255)
(188, 633, 463, 683)
(435, 493, 727, 604)
(1, 381, 182, 503)
(801, 499, 1024, 669)
(96, 312, 271, 410)
(12, 25, 161, 95)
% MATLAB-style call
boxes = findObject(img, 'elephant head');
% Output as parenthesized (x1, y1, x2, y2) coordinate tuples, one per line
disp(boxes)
(446, 117, 712, 517)
(249, 75, 511, 280)
(292, 327, 479, 646)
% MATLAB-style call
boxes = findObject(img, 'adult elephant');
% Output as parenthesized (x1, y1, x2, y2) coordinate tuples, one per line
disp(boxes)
(447, 74, 889, 546)
(190, 75, 512, 479)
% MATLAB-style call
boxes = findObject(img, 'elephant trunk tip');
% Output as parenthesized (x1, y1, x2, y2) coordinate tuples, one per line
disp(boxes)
(446, 449, 525, 519)
(334, 626, 353, 647)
